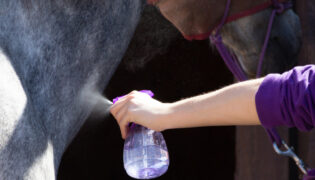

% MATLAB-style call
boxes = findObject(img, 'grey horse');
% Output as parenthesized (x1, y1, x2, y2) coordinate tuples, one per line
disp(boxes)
(0, 0, 301, 179)
(0, 0, 142, 179)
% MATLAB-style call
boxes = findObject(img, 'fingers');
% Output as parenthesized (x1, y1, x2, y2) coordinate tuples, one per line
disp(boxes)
(110, 101, 129, 139)
(111, 91, 138, 111)
(110, 95, 131, 115)
(114, 103, 128, 123)
(114, 103, 130, 139)
(119, 114, 130, 139)
(110, 91, 138, 139)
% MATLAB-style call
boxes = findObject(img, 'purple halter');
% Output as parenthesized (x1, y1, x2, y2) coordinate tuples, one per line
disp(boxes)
(210, 0, 292, 80)
(210, 0, 315, 178)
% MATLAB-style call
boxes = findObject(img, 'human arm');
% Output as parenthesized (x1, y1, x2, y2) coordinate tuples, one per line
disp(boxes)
(110, 78, 262, 139)
(110, 65, 315, 139)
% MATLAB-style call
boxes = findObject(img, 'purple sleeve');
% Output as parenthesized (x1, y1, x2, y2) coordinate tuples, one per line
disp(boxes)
(255, 65, 315, 131)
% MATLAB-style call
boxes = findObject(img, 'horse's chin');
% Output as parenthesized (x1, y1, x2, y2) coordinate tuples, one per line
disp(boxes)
(121, 5, 180, 72)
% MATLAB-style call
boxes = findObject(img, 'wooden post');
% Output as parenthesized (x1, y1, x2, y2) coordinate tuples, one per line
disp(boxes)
(235, 127, 289, 180)
(296, 0, 315, 171)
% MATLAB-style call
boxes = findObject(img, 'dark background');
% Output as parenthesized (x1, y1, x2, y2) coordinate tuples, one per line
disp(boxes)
(58, 36, 236, 179)
(57, 1, 315, 179)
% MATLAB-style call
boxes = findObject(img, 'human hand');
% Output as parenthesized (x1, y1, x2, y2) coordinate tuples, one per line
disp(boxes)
(110, 91, 172, 139)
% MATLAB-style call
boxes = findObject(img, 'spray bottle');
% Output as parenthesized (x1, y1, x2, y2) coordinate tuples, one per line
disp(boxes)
(113, 90, 169, 179)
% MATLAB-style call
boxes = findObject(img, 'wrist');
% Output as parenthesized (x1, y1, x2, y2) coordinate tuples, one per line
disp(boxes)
(160, 100, 194, 130)
(156, 102, 177, 131)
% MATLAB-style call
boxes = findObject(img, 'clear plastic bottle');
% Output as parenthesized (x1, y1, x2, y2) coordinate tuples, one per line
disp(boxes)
(123, 124, 169, 179)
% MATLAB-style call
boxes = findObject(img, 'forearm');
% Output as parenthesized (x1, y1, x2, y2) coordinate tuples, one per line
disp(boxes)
(163, 78, 263, 130)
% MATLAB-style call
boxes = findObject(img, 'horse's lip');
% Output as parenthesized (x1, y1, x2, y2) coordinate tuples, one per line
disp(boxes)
(147, 0, 160, 5)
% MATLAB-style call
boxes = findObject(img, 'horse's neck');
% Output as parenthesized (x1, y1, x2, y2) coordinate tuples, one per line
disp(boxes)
(0, 0, 142, 178)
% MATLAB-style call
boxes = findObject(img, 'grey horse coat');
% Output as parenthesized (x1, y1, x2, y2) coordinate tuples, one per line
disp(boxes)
(0, 0, 142, 179)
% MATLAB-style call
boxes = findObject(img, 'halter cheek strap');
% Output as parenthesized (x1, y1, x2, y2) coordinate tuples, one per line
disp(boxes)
(210, 0, 315, 178)
(210, 0, 292, 80)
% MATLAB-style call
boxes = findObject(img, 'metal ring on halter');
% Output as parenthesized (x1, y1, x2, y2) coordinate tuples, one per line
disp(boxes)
(273, 141, 308, 175)
(209, 34, 222, 44)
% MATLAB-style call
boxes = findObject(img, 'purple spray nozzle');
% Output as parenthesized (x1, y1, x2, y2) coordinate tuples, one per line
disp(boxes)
(112, 90, 154, 104)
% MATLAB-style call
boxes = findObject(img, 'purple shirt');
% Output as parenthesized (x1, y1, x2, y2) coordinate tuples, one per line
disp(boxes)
(256, 65, 315, 131)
